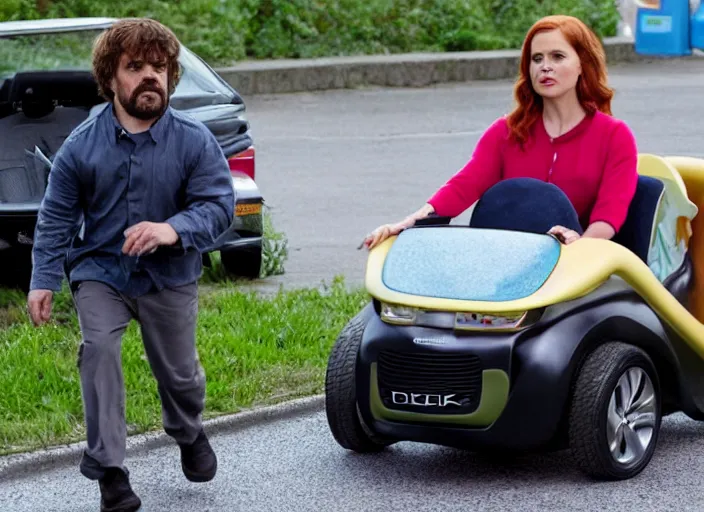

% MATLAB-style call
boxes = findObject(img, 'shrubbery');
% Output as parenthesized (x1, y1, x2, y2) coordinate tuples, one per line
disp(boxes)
(2, 0, 620, 66)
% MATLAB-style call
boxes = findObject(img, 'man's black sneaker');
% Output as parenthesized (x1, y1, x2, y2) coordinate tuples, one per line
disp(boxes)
(179, 429, 217, 482)
(98, 468, 141, 512)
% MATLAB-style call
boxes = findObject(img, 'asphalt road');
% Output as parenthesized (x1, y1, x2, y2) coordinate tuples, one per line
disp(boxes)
(4, 59, 704, 510)
(2, 410, 704, 511)
(244, 57, 704, 292)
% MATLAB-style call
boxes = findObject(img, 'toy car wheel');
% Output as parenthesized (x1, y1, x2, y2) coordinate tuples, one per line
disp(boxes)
(325, 308, 391, 453)
(220, 246, 262, 279)
(569, 342, 661, 480)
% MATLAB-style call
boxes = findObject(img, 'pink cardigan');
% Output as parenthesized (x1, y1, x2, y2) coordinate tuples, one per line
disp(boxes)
(427, 111, 639, 232)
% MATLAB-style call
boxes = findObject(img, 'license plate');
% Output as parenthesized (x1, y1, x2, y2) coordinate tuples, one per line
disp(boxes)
(236, 203, 262, 216)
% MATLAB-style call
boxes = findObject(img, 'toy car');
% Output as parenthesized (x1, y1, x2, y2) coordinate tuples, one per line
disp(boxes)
(0, 17, 263, 290)
(325, 153, 704, 480)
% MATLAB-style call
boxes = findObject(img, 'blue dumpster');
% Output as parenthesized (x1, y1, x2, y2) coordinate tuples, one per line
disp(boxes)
(634, 0, 692, 56)
(692, 1, 704, 49)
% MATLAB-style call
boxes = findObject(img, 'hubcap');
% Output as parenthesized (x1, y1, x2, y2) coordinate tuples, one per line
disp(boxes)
(606, 367, 657, 465)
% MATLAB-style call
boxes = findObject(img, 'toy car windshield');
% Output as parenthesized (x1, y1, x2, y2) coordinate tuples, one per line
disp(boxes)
(381, 226, 560, 303)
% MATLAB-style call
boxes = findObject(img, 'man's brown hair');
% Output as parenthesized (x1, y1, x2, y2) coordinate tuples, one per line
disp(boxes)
(92, 18, 181, 101)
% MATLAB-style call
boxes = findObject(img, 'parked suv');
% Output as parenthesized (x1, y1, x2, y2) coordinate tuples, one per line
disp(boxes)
(0, 17, 264, 290)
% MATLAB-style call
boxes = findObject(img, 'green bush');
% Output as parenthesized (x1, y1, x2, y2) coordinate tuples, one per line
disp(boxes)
(0, 0, 620, 66)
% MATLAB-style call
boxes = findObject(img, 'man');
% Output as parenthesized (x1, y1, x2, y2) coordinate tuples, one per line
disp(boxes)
(27, 18, 235, 512)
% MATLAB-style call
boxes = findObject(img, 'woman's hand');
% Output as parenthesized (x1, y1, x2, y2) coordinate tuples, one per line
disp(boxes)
(360, 204, 437, 250)
(548, 225, 581, 244)
(360, 221, 409, 250)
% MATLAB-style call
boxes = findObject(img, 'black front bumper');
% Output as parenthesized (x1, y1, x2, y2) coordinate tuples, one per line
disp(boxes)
(355, 309, 590, 452)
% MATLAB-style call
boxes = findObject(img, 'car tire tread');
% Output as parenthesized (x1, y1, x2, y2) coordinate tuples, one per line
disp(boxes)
(568, 341, 661, 480)
(220, 247, 262, 279)
(325, 308, 389, 453)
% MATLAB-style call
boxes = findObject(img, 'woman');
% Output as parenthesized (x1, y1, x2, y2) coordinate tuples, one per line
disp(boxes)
(362, 15, 638, 249)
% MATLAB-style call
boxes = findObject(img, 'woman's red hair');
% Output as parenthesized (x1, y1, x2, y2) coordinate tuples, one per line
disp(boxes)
(506, 15, 614, 145)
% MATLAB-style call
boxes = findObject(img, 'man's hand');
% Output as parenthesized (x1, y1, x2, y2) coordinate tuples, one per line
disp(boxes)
(122, 222, 179, 256)
(28, 289, 53, 326)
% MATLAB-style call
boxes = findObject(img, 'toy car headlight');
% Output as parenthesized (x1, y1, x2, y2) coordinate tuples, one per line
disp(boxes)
(380, 303, 420, 324)
(454, 311, 528, 330)
(379, 301, 539, 331)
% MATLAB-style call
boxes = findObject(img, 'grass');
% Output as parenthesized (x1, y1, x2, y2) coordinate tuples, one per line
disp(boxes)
(0, 275, 368, 455)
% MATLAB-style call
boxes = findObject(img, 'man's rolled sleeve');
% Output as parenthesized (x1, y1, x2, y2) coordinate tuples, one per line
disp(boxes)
(166, 128, 235, 253)
(30, 143, 82, 291)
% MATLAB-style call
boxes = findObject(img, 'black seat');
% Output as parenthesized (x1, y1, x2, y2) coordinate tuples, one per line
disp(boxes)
(469, 177, 584, 234)
(467, 175, 664, 264)
(612, 175, 664, 263)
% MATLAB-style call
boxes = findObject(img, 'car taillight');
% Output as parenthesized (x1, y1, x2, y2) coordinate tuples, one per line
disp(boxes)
(228, 146, 255, 180)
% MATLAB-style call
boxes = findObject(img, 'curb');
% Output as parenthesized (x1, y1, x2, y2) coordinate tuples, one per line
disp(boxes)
(214, 36, 672, 96)
(0, 394, 324, 483)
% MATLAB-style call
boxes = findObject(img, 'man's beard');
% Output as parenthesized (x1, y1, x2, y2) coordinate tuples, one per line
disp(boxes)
(117, 80, 168, 121)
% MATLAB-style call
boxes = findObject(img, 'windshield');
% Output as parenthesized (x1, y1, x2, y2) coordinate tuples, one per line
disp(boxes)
(0, 30, 95, 77)
(0, 28, 234, 102)
(381, 227, 561, 302)
(173, 45, 235, 104)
